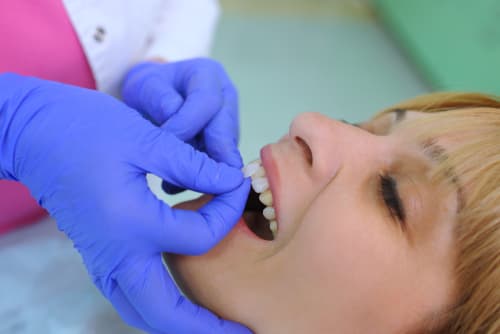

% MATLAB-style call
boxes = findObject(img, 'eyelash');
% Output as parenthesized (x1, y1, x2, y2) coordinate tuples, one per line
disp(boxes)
(378, 174, 406, 228)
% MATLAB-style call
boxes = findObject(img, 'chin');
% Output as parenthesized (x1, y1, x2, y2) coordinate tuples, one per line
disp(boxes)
(164, 195, 258, 328)
(164, 195, 226, 305)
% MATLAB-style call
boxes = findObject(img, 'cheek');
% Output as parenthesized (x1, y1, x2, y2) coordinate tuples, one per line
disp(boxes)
(280, 189, 412, 323)
(297, 199, 388, 289)
(278, 172, 318, 225)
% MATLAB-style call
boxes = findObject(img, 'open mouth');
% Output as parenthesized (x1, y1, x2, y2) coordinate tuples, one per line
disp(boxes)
(243, 188, 274, 240)
(242, 159, 277, 241)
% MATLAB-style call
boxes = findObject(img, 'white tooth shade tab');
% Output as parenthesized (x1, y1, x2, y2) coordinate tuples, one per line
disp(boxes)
(263, 207, 276, 220)
(259, 190, 273, 206)
(253, 166, 266, 178)
(242, 160, 261, 178)
(251, 177, 269, 193)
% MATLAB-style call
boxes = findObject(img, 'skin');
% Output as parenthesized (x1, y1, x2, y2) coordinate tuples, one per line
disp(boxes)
(165, 111, 459, 334)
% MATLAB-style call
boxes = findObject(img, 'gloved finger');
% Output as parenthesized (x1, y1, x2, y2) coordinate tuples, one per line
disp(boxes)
(123, 71, 184, 125)
(160, 135, 205, 195)
(127, 175, 246, 254)
(117, 255, 253, 334)
(202, 85, 243, 168)
(149, 178, 250, 255)
(162, 67, 224, 141)
(137, 130, 244, 195)
(108, 284, 165, 334)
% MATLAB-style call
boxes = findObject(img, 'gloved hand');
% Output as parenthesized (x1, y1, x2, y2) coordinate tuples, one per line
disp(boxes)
(0, 73, 252, 334)
(121, 58, 241, 194)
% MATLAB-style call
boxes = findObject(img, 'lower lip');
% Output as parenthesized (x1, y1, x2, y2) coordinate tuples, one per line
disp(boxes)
(235, 217, 272, 243)
(231, 217, 278, 247)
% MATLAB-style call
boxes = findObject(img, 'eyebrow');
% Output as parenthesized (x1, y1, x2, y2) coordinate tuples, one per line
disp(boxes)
(391, 110, 464, 212)
(420, 139, 464, 212)
(390, 109, 463, 209)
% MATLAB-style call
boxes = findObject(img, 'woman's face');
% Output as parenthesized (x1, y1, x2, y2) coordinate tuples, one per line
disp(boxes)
(166, 110, 459, 334)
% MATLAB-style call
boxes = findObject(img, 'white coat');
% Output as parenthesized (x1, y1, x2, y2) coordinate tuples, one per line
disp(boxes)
(62, 0, 220, 96)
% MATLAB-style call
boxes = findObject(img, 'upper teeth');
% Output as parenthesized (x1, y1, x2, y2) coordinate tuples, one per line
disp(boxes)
(262, 207, 275, 220)
(251, 177, 268, 193)
(259, 190, 273, 206)
(242, 159, 278, 239)
(242, 160, 261, 178)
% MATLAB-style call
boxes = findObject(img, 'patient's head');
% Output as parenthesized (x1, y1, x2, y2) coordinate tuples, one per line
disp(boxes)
(165, 92, 500, 334)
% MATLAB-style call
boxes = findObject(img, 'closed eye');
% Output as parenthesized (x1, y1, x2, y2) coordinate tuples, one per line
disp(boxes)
(379, 174, 406, 228)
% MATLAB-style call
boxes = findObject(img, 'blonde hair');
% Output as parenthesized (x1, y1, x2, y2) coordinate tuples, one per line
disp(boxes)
(373, 93, 500, 333)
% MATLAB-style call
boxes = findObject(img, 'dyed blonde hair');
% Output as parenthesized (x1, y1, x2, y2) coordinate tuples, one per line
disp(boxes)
(372, 93, 500, 333)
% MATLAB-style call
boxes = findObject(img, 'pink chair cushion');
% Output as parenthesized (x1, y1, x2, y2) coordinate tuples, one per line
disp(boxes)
(0, 180, 48, 235)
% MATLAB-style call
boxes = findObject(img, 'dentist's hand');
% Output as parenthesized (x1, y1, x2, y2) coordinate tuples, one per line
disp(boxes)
(0, 74, 251, 334)
(121, 58, 241, 194)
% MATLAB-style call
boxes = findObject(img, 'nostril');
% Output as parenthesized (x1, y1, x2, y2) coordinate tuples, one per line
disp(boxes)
(294, 136, 313, 166)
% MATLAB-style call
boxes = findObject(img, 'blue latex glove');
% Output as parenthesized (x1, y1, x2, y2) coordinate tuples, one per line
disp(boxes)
(121, 58, 242, 194)
(0, 73, 252, 334)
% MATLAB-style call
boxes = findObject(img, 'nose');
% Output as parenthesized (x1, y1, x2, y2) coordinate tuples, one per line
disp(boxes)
(289, 112, 380, 180)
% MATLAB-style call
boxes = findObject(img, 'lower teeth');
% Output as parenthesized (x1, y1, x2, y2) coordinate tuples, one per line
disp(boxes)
(269, 221, 278, 238)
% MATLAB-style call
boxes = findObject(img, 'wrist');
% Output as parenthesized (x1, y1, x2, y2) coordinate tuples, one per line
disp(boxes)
(0, 74, 60, 184)
(0, 73, 29, 180)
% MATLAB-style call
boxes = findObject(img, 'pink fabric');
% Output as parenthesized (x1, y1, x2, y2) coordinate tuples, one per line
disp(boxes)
(0, 0, 96, 234)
